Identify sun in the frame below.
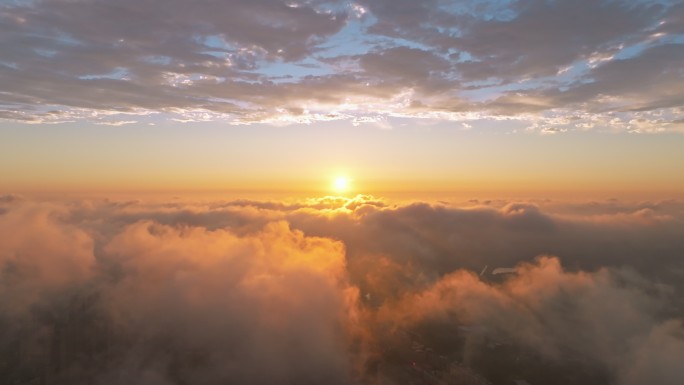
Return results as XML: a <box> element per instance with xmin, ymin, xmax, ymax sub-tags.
<box><xmin>332</xmin><ymin>176</ymin><xmax>350</xmax><ymax>193</ymax></box>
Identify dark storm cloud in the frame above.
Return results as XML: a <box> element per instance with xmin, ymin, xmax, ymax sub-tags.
<box><xmin>0</xmin><ymin>0</ymin><xmax>682</xmax><ymax>129</ymax></box>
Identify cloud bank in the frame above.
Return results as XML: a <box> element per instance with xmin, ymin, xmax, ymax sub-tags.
<box><xmin>1</xmin><ymin>0</ymin><xmax>683</xmax><ymax>131</ymax></box>
<box><xmin>1</xmin><ymin>194</ymin><xmax>683</xmax><ymax>384</ymax></box>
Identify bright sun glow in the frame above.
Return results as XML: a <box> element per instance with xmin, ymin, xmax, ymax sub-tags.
<box><xmin>333</xmin><ymin>176</ymin><xmax>350</xmax><ymax>193</ymax></box>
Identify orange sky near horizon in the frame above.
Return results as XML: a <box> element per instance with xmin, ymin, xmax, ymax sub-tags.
<box><xmin>2</xmin><ymin>121</ymin><xmax>683</xmax><ymax>201</ymax></box>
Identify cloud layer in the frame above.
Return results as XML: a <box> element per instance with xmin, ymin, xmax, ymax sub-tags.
<box><xmin>1</xmin><ymin>0</ymin><xmax>682</xmax><ymax>131</ymax></box>
<box><xmin>1</xmin><ymin>194</ymin><xmax>683</xmax><ymax>384</ymax></box>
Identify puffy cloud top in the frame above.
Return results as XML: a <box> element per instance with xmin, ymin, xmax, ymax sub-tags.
<box><xmin>1</xmin><ymin>194</ymin><xmax>683</xmax><ymax>384</ymax></box>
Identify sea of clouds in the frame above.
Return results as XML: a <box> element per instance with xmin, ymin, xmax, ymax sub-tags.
<box><xmin>1</xmin><ymin>194</ymin><xmax>683</xmax><ymax>384</ymax></box>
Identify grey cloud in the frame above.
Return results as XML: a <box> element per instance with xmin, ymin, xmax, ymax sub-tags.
<box><xmin>359</xmin><ymin>0</ymin><xmax>667</xmax><ymax>81</ymax></box>
<box><xmin>454</xmin><ymin>0</ymin><xmax>665</xmax><ymax>82</ymax></box>
<box><xmin>563</xmin><ymin>43</ymin><xmax>684</xmax><ymax>112</ymax></box>
<box><xmin>656</xmin><ymin>2</ymin><xmax>684</xmax><ymax>35</ymax></box>
<box><xmin>359</xmin><ymin>46</ymin><xmax>456</xmax><ymax>92</ymax></box>
<box><xmin>5</xmin><ymin>0</ymin><xmax>346</xmax><ymax>62</ymax></box>
<box><xmin>1</xmin><ymin>1</ymin><xmax>683</xmax><ymax>128</ymax></box>
<box><xmin>0</xmin><ymin>0</ymin><xmax>351</xmax><ymax>119</ymax></box>
<box><xmin>483</xmin><ymin>42</ymin><xmax>684</xmax><ymax>130</ymax></box>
